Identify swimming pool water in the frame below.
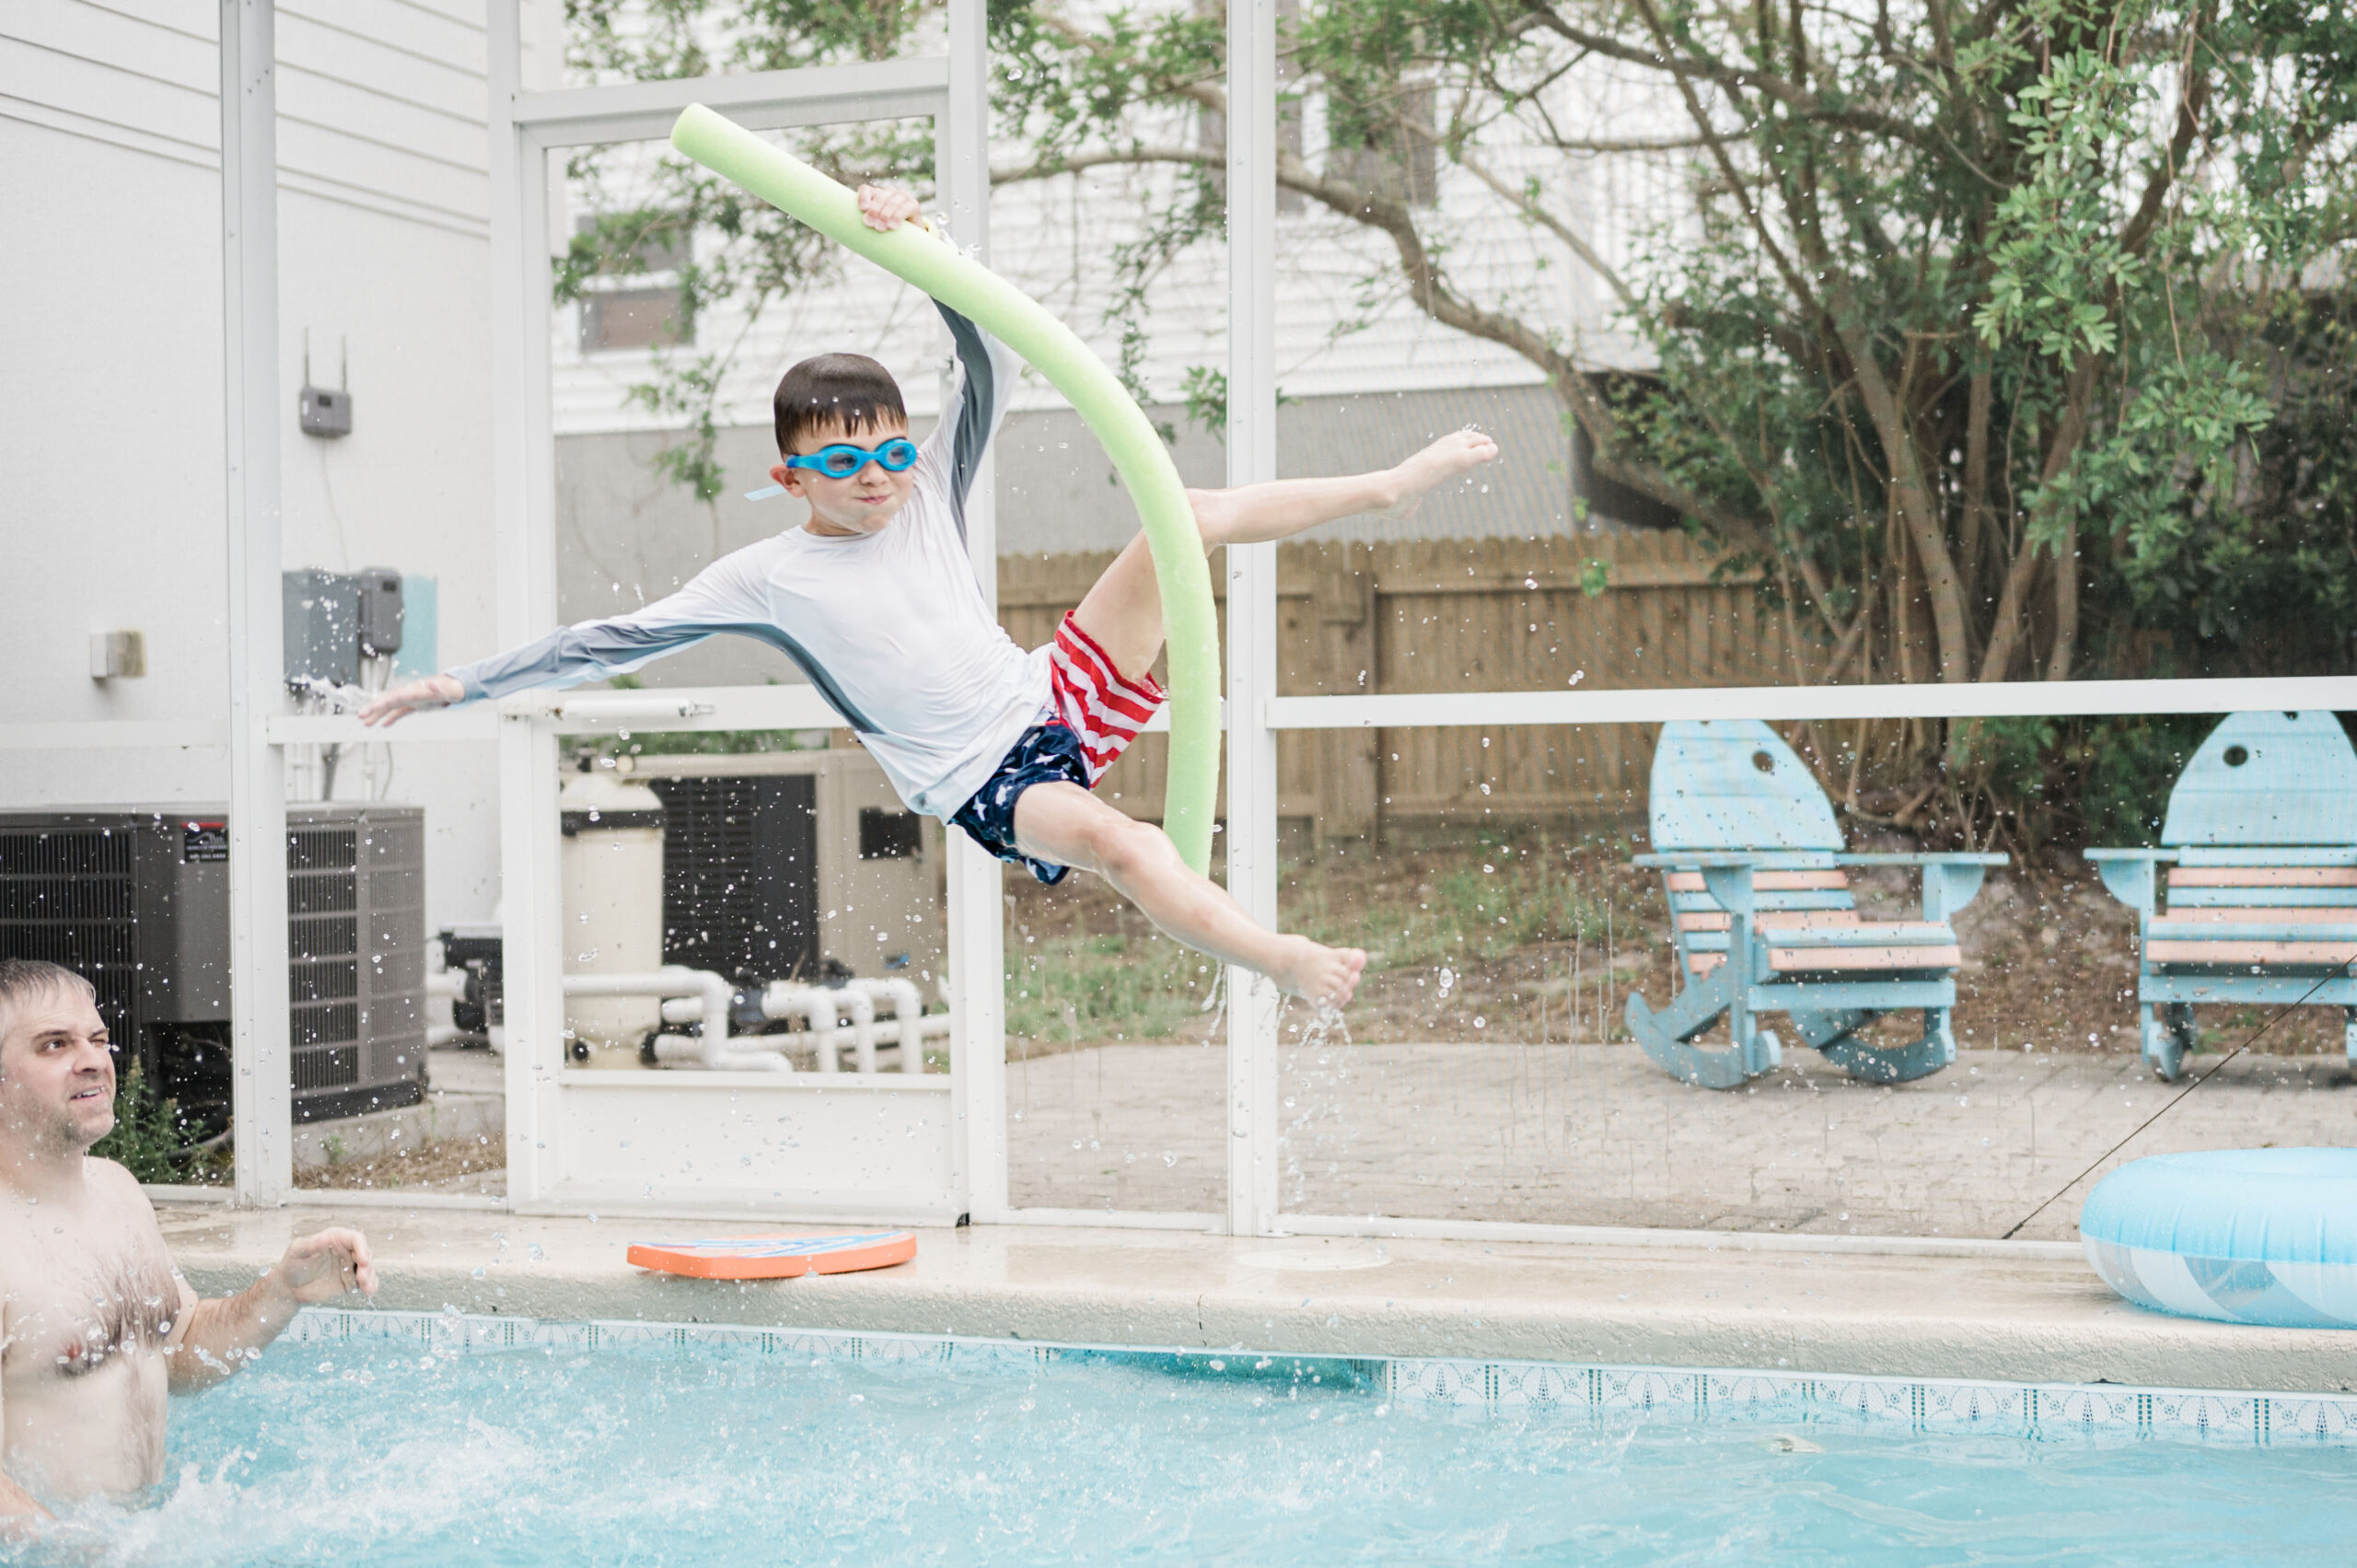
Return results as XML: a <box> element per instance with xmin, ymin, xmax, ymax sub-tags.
<box><xmin>15</xmin><ymin>1328</ymin><xmax>2354</xmax><ymax>1565</ymax></box>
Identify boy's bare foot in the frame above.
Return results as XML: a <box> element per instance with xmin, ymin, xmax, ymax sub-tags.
<box><xmin>1379</xmin><ymin>429</ymin><xmax>1501</xmax><ymax>521</ymax></box>
<box><xmin>1265</xmin><ymin>936</ymin><xmax>1368</xmax><ymax>1007</ymax></box>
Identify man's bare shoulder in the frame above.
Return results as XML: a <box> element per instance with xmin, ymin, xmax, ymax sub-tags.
<box><xmin>81</xmin><ymin>1156</ymin><xmax>145</xmax><ymax>1196</ymax></box>
<box><xmin>79</xmin><ymin>1157</ymin><xmax>168</xmax><ymax>1227</ymax></box>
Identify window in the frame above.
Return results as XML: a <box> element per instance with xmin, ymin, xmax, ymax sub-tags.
<box><xmin>1326</xmin><ymin>80</ymin><xmax>1437</xmax><ymax>209</ymax></box>
<box><xmin>580</xmin><ymin>288</ymin><xmax>684</xmax><ymax>354</ymax></box>
<box><xmin>858</xmin><ymin>807</ymin><xmax>923</xmax><ymax>860</ymax></box>
<box><xmin>573</xmin><ymin>215</ymin><xmax>690</xmax><ymax>354</ymax></box>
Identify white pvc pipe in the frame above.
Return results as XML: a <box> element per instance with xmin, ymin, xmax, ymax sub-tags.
<box><xmin>838</xmin><ymin>978</ymin><xmax>928</xmax><ymax>1073</ymax></box>
<box><xmin>717</xmin><ymin>980</ymin><xmax>953</xmax><ymax>1074</ymax></box>
<box><xmin>758</xmin><ymin>982</ymin><xmax>842</xmax><ymax>1073</ymax></box>
<box><xmin>562</xmin><ymin>968</ymin><xmax>753</xmax><ymax>1071</ymax></box>
<box><xmin>840</xmin><ymin>987</ymin><xmax>877</xmax><ymax>1074</ymax></box>
<box><xmin>878</xmin><ymin>978</ymin><xmax>924</xmax><ymax>1073</ymax></box>
<box><xmin>644</xmin><ymin>1032</ymin><xmax>792</xmax><ymax>1072</ymax></box>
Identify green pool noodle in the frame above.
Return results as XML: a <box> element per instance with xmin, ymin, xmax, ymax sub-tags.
<box><xmin>669</xmin><ymin>104</ymin><xmax>1222</xmax><ymax>876</ymax></box>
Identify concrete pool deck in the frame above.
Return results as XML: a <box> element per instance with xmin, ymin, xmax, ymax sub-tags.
<box><xmin>1007</xmin><ymin>1041</ymin><xmax>2357</xmax><ymax>1237</ymax></box>
<box><xmin>157</xmin><ymin>1203</ymin><xmax>2356</xmax><ymax>1397</ymax></box>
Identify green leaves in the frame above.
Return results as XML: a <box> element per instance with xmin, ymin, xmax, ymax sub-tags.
<box><xmin>1976</xmin><ymin>50</ymin><xmax>2146</xmax><ymax>364</ymax></box>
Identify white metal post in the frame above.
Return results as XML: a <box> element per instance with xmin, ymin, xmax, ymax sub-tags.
<box><xmin>1225</xmin><ymin>0</ymin><xmax>1283</xmax><ymax>1237</ymax></box>
<box><xmin>943</xmin><ymin>0</ymin><xmax>1007</xmax><ymax>1223</ymax></box>
<box><xmin>489</xmin><ymin>1</ymin><xmax>563</xmax><ymax>1202</ymax></box>
<box><xmin>221</xmin><ymin>0</ymin><xmax>292</xmax><ymax>1205</ymax></box>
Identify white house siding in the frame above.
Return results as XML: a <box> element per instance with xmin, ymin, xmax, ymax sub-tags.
<box><xmin>1</xmin><ymin>0</ymin><xmax>565</xmax><ymax>926</ymax></box>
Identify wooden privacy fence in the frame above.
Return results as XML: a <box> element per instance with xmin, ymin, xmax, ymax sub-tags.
<box><xmin>997</xmin><ymin>530</ymin><xmax>1800</xmax><ymax>836</ymax></box>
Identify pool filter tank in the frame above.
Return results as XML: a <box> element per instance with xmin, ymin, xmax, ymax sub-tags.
<box><xmin>559</xmin><ymin>766</ymin><xmax>667</xmax><ymax>1066</ymax></box>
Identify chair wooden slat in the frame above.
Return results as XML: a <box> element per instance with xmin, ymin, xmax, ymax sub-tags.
<box><xmin>1664</xmin><ymin>869</ymin><xmax>1849</xmax><ymax>893</ymax></box>
<box><xmin>2147</xmin><ymin>939</ymin><xmax>2357</xmax><ymax>965</ymax></box>
<box><xmin>2152</xmin><ymin>907</ymin><xmax>2357</xmax><ymax>926</ymax></box>
<box><xmin>2168</xmin><ymin>865</ymin><xmax>2357</xmax><ymax>888</ymax></box>
<box><xmin>1767</xmin><ymin>945</ymin><xmax>1962</xmax><ymax>972</ymax></box>
<box><xmin>2165</xmin><ymin>889</ymin><xmax>2357</xmax><ymax>912</ymax></box>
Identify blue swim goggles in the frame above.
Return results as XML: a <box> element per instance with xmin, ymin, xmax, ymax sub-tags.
<box><xmin>783</xmin><ymin>437</ymin><xmax>919</xmax><ymax>479</ymax></box>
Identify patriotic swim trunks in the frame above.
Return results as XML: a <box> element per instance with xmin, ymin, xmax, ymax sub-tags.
<box><xmin>949</xmin><ymin>614</ymin><xmax>1167</xmax><ymax>885</ymax></box>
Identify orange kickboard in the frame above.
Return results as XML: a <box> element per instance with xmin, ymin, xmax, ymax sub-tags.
<box><xmin>626</xmin><ymin>1230</ymin><xmax>917</xmax><ymax>1280</ymax></box>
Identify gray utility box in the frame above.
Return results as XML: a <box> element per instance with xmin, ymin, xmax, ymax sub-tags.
<box><xmin>284</xmin><ymin>568</ymin><xmax>403</xmax><ymax>686</ymax></box>
<box><xmin>0</xmin><ymin>806</ymin><xmax>427</xmax><ymax>1123</ymax></box>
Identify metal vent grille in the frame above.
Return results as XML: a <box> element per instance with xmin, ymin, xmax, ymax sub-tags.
<box><xmin>0</xmin><ymin>827</ymin><xmax>138</xmax><ymax>1041</ymax></box>
<box><xmin>287</xmin><ymin>827</ymin><xmax>359</xmax><ymax>1090</ymax></box>
<box><xmin>646</xmin><ymin>774</ymin><xmax>818</xmax><ymax>982</ymax></box>
<box><xmin>355</xmin><ymin>811</ymin><xmax>424</xmax><ymax>1087</ymax></box>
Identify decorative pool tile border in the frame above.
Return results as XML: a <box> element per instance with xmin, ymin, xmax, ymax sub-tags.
<box><xmin>284</xmin><ymin>1307</ymin><xmax>2357</xmax><ymax>1446</ymax></box>
<box><xmin>1386</xmin><ymin>1357</ymin><xmax>2357</xmax><ymax>1444</ymax></box>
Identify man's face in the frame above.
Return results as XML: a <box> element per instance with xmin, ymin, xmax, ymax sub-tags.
<box><xmin>770</xmin><ymin>417</ymin><xmax>917</xmax><ymax>539</ymax></box>
<box><xmin>0</xmin><ymin>987</ymin><xmax>115</xmax><ymax>1157</ymax></box>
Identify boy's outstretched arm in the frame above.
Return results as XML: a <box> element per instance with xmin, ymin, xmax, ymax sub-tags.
<box><xmin>1011</xmin><ymin>782</ymin><xmax>1365</xmax><ymax>1005</ymax></box>
<box><xmin>358</xmin><ymin>554</ymin><xmax>772</xmax><ymax>727</ymax></box>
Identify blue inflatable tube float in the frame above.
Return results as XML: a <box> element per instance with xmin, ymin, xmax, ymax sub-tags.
<box><xmin>2082</xmin><ymin>1149</ymin><xmax>2357</xmax><ymax>1329</ymax></box>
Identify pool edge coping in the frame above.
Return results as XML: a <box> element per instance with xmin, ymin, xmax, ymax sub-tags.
<box><xmin>284</xmin><ymin>1306</ymin><xmax>2357</xmax><ymax>1447</ymax></box>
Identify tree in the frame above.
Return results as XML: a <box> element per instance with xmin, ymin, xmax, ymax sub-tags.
<box><xmin>567</xmin><ymin>0</ymin><xmax>2357</xmax><ymax>693</ymax></box>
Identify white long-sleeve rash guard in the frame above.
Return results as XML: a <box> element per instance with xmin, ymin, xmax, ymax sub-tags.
<box><xmin>446</xmin><ymin>302</ymin><xmax>1044</xmax><ymax>822</ymax></box>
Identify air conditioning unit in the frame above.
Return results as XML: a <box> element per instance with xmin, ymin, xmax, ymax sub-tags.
<box><xmin>623</xmin><ymin>749</ymin><xmax>943</xmax><ymax>987</ymax></box>
<box><xmin>0</xmin><ymin>805</ymin><xmax>427</xmax><ymax>1123</ymax></box>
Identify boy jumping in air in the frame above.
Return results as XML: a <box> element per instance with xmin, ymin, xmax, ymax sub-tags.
<box><xmin>363</xmin><ymin>184</ymin><xmax>1498</xmax><ymax>1007</ymax></box>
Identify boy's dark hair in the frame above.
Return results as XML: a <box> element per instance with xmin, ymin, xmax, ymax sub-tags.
<box><xmin>772</xmin><ymin>354</ymin><xmax>907</xmax><ymax>453</ymax></box>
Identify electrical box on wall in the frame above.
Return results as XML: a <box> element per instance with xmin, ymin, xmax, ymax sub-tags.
<box><xmin>299</xmin><ymin>384</ymin><xmax>352</xmax><ymax>437</ymax></box>
<box><xmin>284</xmin><ymin>568</ymin><xmax>407</xmax><ymax>686</ymax></box>
<box><xmin>284</xmin><ymin>569</ymin><xmax>361</xmax><ymax>686</ymax></box>
<box><xmin>299</xmin><ymin>330</ymin><xmax>353</xmax><ymax>437</ymax></box>
<box><xmin>354</xmin><ymin>567</ymin><xmax>402</xmax><ymax>656</ymax></box>
<box><xmin>87</xmin><ymin>630</ymin><xmax>145</xmax><ymax>680</ymax></box>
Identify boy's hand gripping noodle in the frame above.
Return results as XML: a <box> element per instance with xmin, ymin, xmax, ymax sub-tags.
<box><xmin>669</xmin><ymin>104</ymin><xmax>1223</xmax><ymax>875</ymax></box>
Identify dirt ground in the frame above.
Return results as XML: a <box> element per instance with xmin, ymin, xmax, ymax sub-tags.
<box><xmin>1004</xmin><ymin>826</ymin><xmax>2354</xmax><ymax>1062</ymax></box>
<box><xmin>293</xmin><ymin>1137</ymin><xmax>506</xmax><ymax>1194</ymax></box>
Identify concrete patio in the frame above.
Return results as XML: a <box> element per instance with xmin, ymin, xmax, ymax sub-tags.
<box><xmin>1006</xmin><ymin>1041</ymin><xmax>2357</xmax><ymax>1241</ymax></box>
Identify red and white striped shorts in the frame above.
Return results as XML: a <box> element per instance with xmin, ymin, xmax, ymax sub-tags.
<box><xmin>1043</xmin><ymin>613</ymin><xmax>1166</xmax><ymax>784</ymax></box>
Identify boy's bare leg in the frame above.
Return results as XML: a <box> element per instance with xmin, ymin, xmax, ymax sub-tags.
<box><xmin>1073</xmin><ymin>430</ymin><xmax>1499</xmax><ymax>681</ymax></box>
<box><xmin>1012</xmin><ymin>783</ymin><xmax>1367</xmax><ymax>1005</ymax></box>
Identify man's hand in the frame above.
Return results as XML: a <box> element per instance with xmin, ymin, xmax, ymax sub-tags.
<box><xmin>855</xmin><ymin>183</ymin><xmax>923</xmax><ymax>233</ymax></box>
<box><xmin>267</xmin><ymin>1229</ymin><xmax>379</xmax><ymax>1308</ymax></box>
<box><xmin>168</xmin><ymin>1228</ymin><xmax>377</xmax><ymax>1394</ymax></box>
<box><xmin>358</xmin><ymin>674</ymin><xmax>464</xmax><ymax>727</ymax></box>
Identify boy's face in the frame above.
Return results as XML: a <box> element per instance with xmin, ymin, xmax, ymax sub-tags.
<box><xmin>771</xmin><ymin>416</ymin><xmax>917</xmax><ymax>539</ymax></box>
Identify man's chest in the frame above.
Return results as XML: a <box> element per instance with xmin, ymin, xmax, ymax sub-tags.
<box><xmin>0</xmin><ymin>1218</ymin><xmax>180</xmax><ymax>1384</ymax></box>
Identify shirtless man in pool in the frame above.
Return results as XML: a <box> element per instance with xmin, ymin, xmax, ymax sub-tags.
<box><xmin>0</xmin><ymin>958</ymin><xmax>378</xmax><ymax>1518</ymax></box>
